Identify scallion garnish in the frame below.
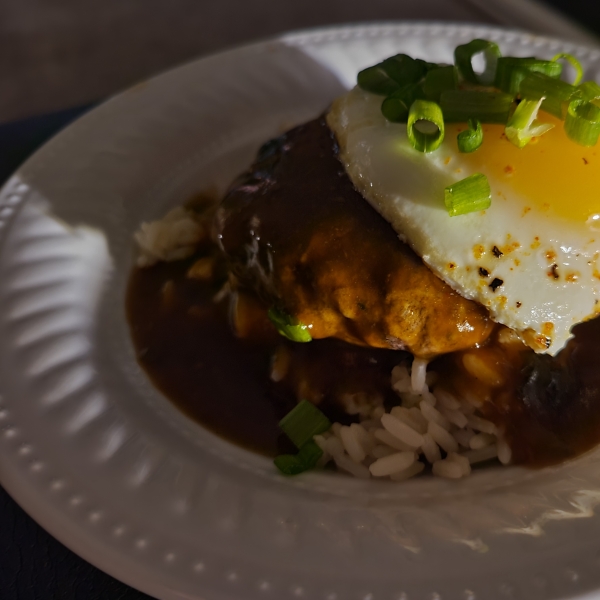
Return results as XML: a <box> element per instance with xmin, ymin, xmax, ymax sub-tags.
<box><xmin>551</xmin><ymin>52</ymin><xmax>584</xmax><ymax>85</ymax></box>
<box><xmin>505</xmin><ymin>97</ymin><xmax>554</xmax><ymax>148</ymax></box>
<box><xmin>274</xmin><ymin>440</ymin><xmax>323</xmax><ymax>476</ymax></box>
<box><xmin>444</xmin><ymin>173</ymin><xmax>491</xmax><ymax>216</ymax></box>
<box><xmin>454</xmin><ymin>39</ymin><xmax>501</xmax><ymax>85</ymax></box>
<box><xmin>457</xmin><ymin>118</ymin><xmax>483</xmax><ymax>153</ymax></box>
<box><xmin>357</xmin><ymin>54</ymin><xmax>425</xmax><ymax>95</ymax></box>
<box><xmin>268</xmin><ymin>307</ymin><xmax>312</xmax><ymax>343</ymax></box>
<box><xmin>381</xmin><ymin>83</ymin><xmax>424</xmax><ymax>122</ymax></box>
<box><xmin>415</xmin><ymin>58</ymin><xmax>439</xmax><ymax>72</ymax></box>
<box><xmin>422</xmin><ymin>65</ymin><xmax>458</xmax><ymax>102</ymax></box>
<box><xmin>565</xmin><ymin>99</ymin><xmax>600</xmax><ymax>146</ymax></box>
<box><xmin>279</xmin><ymin>399</ymin><xmax>331</xmax><ymax>449</ymax></box>
<box><xmin>578</xmin><ymin>80</ymin><xmax>600</xmax><ymax>103</ymax></box>
<box><xmin>357</xmin><ymin>64</ymin><xmax>401</xmax><ymax>96</ymax></box>
<box><xmin>407</xmin><ymin>100</ymin><xmax>445</xmax><ymax>152</ymax></box>
<box><xmin>495</xmin><ymin>57</ymin><xmax>562</xmax><ymax>94</ymax></box>
<box><xmin>518</xmin><ymin>71</ymin><xmax>578</xmax><ymax>119</ymax></box>
<box><xmin>440</xmin><ymin>90</ymin><xmax>514</xmax><ymax>123</ymax></box>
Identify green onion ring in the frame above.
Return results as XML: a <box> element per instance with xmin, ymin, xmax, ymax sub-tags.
<box><xmin>440</xmin><ymin>90</ymin><xmax>514</xmax><ymax>123</ymax></box>
<box><xmin>578</xmin><ymin>80</ymin><xmax>600</xmax><ymax>103</ymax></box>
<box><xmin>454</xmin><ymin>39</ymin><xmax>501</xmax><ymax>85</ymax></box>
<box><xmin>518</xmin><ymin>71</ymin><xmax>578</xmax><ymax>119</ymax></box>
<box><xmin>274</xmin><ymin>440</ymin><xmax>324</xmax><ymax>476</ymax></box>
<box><xmin>495</xmin><ymin>57</ymin><xmax>562</xmax><ymax>94</ymax></box>
<box><xmin>407</xmin><ymin>100</ymin><xmax>445</xmax><ymax>153</ymax></box>
<box><xmin>505</xmin><ymin>97</ymin><xmax>554</xmax><ymax>148</ymax></box>
<box><xmin>565</xmin><ymin>99</ymin><xmax>600</xmax><ymax>147</ymax></box>
<box><xmin>357</xmin><ymin>64</ymin><xmax>401</xmax><ymax>96</ymax></box>
<box><xmin>268</xmin><ymin>306</ymin><xmax>312</xmax><ymax>343</ymax></box>
<box><xmin>552</xmin><ymin>52</ymin><xmax>584</xmax><ymax>85</ymax></box>
<box><xmin>278</xmin><ymin>400</ymin><xmax>332</xmax><ymax>449</ymax></box>
<box><xmin>457</xmin><ymin>118</ymin><xmax>483</xmax><ymax>153</ymax></box>
<box><xmin>381</xmin><ymin>83</ymin><xmax>423</xmax><ymax>122</ymax></box>
<box><xmin>422</xmin><ymin>65</ymin><xmax>458</xmax><ymax>103</ymax></box>
<box><xmin>444</xmin><ymin>173</ymin><xmax>491</xmax><ymax>217</ymax></box>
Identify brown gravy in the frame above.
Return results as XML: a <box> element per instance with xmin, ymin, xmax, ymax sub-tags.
<box><xmin>127</xmin><ymin>252</ymin><xmax>600</xmax><ymax>466</ymax></box>
<box><xmin>127</xmin><ymin>119</ymin><xmax>600</xmax><ymax>467</ymax></box>
<box><xmin>127</xmin><ymin>254</ymin><xmax>404</xmax><ymax>456</ymax></box>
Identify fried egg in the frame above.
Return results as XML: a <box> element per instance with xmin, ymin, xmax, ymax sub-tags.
<box><xmin>327</xmin><ymin>86</ymin><xmax>600</xmax><ymax>354</ymax></box>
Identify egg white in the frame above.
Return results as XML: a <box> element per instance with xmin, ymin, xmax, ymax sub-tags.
<box><xmin>327</xmin><ymin>87</ymin><xmax>600</xmax><ymax>354</ymax></box>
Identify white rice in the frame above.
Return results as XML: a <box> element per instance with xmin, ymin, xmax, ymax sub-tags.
<box><xmin>340</xmin><ymin>425</ymin><xmax>366</xmax><ymax>463</ymax></box>
<box><xmin>453</xmin><ymin>428</ymin><xmax>476</xmax><ymax>449</ymax></box>
<box><xmin>432</xmin><ymin>458</ymin><xmax>464</xmax><ymax>479</ymax></box>
<box><xmin>381</xmin><ymin>413</ymin><xmax>424</xmax><ymax>449</ymax></box>
<box><xmin>497</xmin><ymin>437</ymin><xmax>513</xmax><ymax>465</ymax></box>
<box><xmin>469</xmin><ymin>432</ymin><xmax>496</xmax><ymax>450</ymax></box>
<box><xmin>134</xmin><ymin>207</ymin><xmax>206</xmax><ymax>267</ymax></box>
<box><xmin>410</xmin><ymin>357</ymin><xmax>429</xmax><ymax>393</ymax></box>
<box><xmin>369</xmin><ymin>451</ymin><xmax>416</xmax><ymax>477</ymax></box>
<box><xmin>390</xmin><ymin>461</ymin><xmax>425</xmax><ymax>481</ymax></box>
<box><xmin>421</xmin><ymin>432</ymin><xmax>442</xmax><ymax>464</ymax></box>
<box><xmin>373</xmin><ymin>428</ymin><xmax>414</xmax><ymax>452</ymax></box>
<box><xmin>317</xmin><ymin>359</ymin><xmax>512</xmax><ymax>481</ymax></box>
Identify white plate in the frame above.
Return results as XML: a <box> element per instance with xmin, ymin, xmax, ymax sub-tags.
<box><xmin>2</xmin><ymin>22</ymin><xmax>600</xmax><ymax>600</ymax></box>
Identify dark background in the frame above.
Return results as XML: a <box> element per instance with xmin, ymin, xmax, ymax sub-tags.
<box><xmin>1</xmin><ymin>1</ymin><xmax>599</xmax><ymax>598</ymax></box>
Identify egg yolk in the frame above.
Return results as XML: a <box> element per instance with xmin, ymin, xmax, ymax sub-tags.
<box><xmin>446</xmin><ymin>113</ymin><xmax>600</xmax><ymax>225</ymax></box>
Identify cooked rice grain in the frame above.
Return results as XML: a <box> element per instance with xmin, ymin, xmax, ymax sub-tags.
<box><xmin>389</xmin><ymin>461</ymin><xmax>426</xmax><ymax>481</ymax></box>
<box><xmin>381</xmin><ymin>413</ymin><xmax>424</xmax><ymax>449</ymax></box>
<box><xmin>340</xmin><ymin>425</ymin><xmax>366</xmax><ymax>463</ymax></box>
<box><xmin>462</xmin><ymin>445</ymin><xmax>498</xmax><ymax>464</ymax></box>
<box><xmin>420</xmin><ymin>401</ymin><xmax>451</xmax><ymax>430</ymax></box>
<box><xmin>469</xmin><ymin>432</ymin><xmax>496</xmax><ymax>450</ymax></box>
<box><xmin>421</xmin><ymin>432</ymin><xmax>442</xmax><ymax>464</ymax></box>
<box><xmin>369</xmin><ymin>451</ymin><xmax>416</xmax><ymax>477</ymax></box>
<box><xmin>428</xmin><ymin>421</ymin><xmax>459</xmax><ymax>454</ymax></box>
<box><xmin>134</xmin><ymin>207</ymin><xmax>206</xmax><ymax>267</ymax></box>
<box><xmin>432</xmin><ymin>458</ymin><xmax>463</xmax><ymax>479</ymax></box>
<box><xmin>316</xmin><ymin>359</ymin><xmax>511</xmax><ymax>481</ymax></box>
<box><xmin>411</xmin><ymin>358</ymin><xmax>428</xmax><ymax>394</ymax></box>
<box><xmin>373</xmin><ymin>428</ymin><xmax>415</xmax><ymax>452</ymax></box>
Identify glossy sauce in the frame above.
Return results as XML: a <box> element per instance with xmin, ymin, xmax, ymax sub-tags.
<box><xmin>127</xmin><ymin>256</ymin><xmax>405</xmax><ymax>455</ymax></box>
<box><xmin>127</xmin><ymin>120</ymin><xmax>600</xmax><ymax>466</ymax></box>
<box><xmin>127</xmin><ymin>247</ymin><xmax>600</xmax><ymax>466</ymax></box>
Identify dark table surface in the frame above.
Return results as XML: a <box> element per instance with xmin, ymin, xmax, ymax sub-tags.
<box><xmin>1</xmin><ymin>3</ymin><xmax>600</xmax><ymax>599</ymax></box>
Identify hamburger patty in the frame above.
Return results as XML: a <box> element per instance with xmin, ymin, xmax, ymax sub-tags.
<box><xmin>216</xmin><ymin>117</ymin><xmax>493</xmax><ymax>357</ymax></box>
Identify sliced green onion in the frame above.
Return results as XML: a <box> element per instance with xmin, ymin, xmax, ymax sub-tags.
<box><xmin>495</xmin><ymin>57</ymin><xmax>562</xmax><ymax>94</ymax></box>
<box><xmin>381</xmin><ymin>83</ymin><xmax>424</xmax><ymax>122</ymax></box>
<box><xmin>422</xmin><ymin>65</ymin><xmax>458</xmax><ymax>102</ymax></box>
<box><xmin>382</xmin><ymin>54</ymin><xmax>426</xmax><ymax>86</ymax></box>
<box><xmin>407</xmin><ymin>100</ymin><xmax>445</xmax><ymax>152</ymax></box>
<box><xmin>268</xmin><ymin>307</ymin><xmax>312</xmax><ymax>343</ymax></box>
<box><xmin>565</xmin><ymin>99</ymin><xmax>600</xmax><ymax>146</ymax></box>
<box><xmin>551</xmin><ymin>52</ymin><xmax>584</xmax><ymax>85</ymax></box>
<box><xmin>457</xmin><ymin>118</ymin><xmax>483</xmax><ymax>152</ymax></box>
<box><xmin>274</xmin><ymin>440</ymin><xmax>323</xmax><ymax>476</ymax></box>
<box><xmin>444</xmin><ymin>173</ymin><xmax>491</xmax><ymax>216</ymax></box>
<box><xmin>519</xmin><ymin>71</ymin><xmax>578</xmax><ymax>119</ymax></box>
<box><xmin>415</xmin><ymin>58</ymin><xmax>439</xmax><ymax>72</ymax></box>
<box><xmin>278</xmin><ymin>399</ymin><xmax>331</xmax><ymax>449</ymax></box>
<box><xmin>505</xmin><ymin>97</ymin><xmax>554</xmax><ymax>148</ymax></box>
<box><xmin>578</xmin><ymin>80</ymin><xmax>600</xmax><ymax>103</ymax></box>
<box><xmin>454</xmin><ymin>39</ymin><xmax>501</xmax><ymax>85</ymax></box>
<box><xmin>440</xmin><ymin>90</ymin><xmax>514</xmax><ymax>123</ymax></box>
<box><xmin>357</xmin><ymin>54</ymin><xmax>425</xmax><ymax>95</ymax></box>
<box><xmin>357</xmin><ymin>64</ymin><xmax>402</xmax><ymax>95</ymax></box>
